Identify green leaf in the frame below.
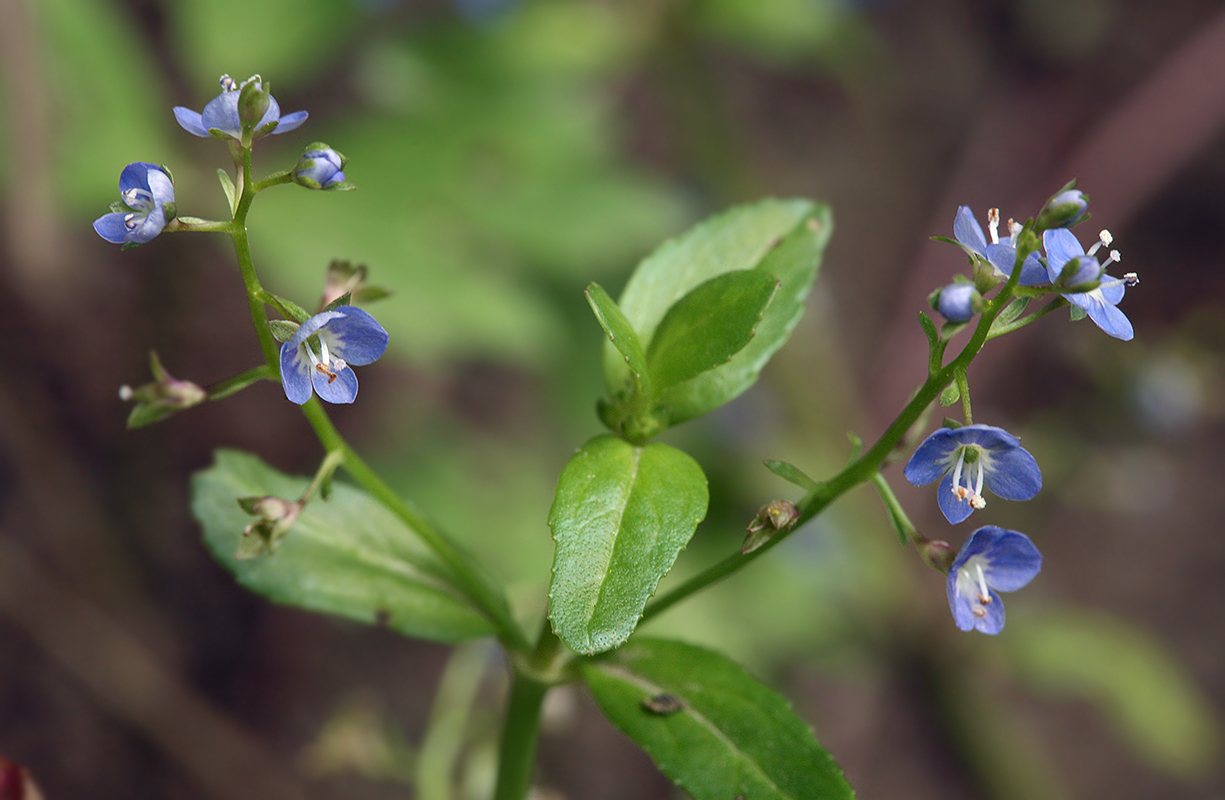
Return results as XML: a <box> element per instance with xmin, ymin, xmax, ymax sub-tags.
<box><xmin>548</xmin><ymin>436</ymin><xmax>708</xmax><ymax>654</ymax></box>
<box><xmin>217</xmin><ymin>168</ymin><xmax>237</xmax><ymax>215</ymax></box>
<box><xmin>607</xmin><ymin>199</ymin><xmax>831</xmax><ymax>425</ymax></box>
<box><xmin>1004</xmin><ymin>610</ymin><xmax>1221</xmax><ymax>776</ymax></box>
<box><xmin>586</xmin><ymin>282</ymin><xmax>649</xmax><ymax>392</ymax></box>
<box><xmin>581</xmin><ymin>638</ymin><xmax>855</xmax><ymax>799</ymax></box>
<box><xmin>939</xmin><ymin>381</ymin><xmax>960</xmax><ymax>407</ymax></box>
<box><xmin>646</xmin><ymin>270</ymin><xmax>779</xmax><ymax>392</ymax></box>
<box><xmin>763</xmin><ymin>459</ymin><xmax>820</xmax><ymax>492</ymax></box>
<box><xmin>192</xmin><ymin>450</ymin><xmax>495</xmax><ymax>643</ymax></box>
<box><xmin>918</xmin><ymin>311</ymin><xmax>939</xmax><ymax>349</ymax></box>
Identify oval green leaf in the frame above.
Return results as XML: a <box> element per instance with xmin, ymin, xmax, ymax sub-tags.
<box><xmin>192</xmin><ymin>449</ymin><xmax>495</xmax><ymax>643</ymax></box>
<box><xmin>605</xmin><ymin>199</ymin><xmax>832</xmax><ymax>425</ymax></box>
<box><xmin>646</xmin><ymin>269</ymin><xmax>780</xmax><ymax>392</ymax></box>
<box><xmin>548</xmin><ymin>436</ymin><xmax>708</xmax><ymax>655</ymax></box>
<box><xmin>586</xmin><ymin>282</ymin><xmax>650</xmax><ymax>394</ymax></box>
<box><xmin>581</xmin><ymin>638</ymin><xmax>855</xmax><ymax>800</ymax></box>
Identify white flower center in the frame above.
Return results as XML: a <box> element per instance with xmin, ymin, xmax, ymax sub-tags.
<box><xmin>957</xmin><ymin>558</ymin><xmax>995</xmax><ymax>619</ymax></box>
<box><xmin>305</xmin><ymin>335</ymin><xmax>347</xmax><ymax>383</ymax></box>
<box><xmin>950</xmin><ymin>447</ymin><xmax>987</xmax><ymax>510</ymax></box>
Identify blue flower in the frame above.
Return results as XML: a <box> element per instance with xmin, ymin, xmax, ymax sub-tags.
<box><xmin>947</xmin><ymin>526</ymin><xmax>1042</xmax><ymax>634</ymax></box>
<box><xmin>952</xmin><ymin>206</ymin><xmax>1046</xmax><ymax>286</ymax></box>
<box><xmin>293</xmin><ymin>145</ymin><xmax>347</xmax><ymax>189</ymax></box>
<box><xmin>935</xmin><ymin>283</ymin><xmax>979</xmax><ymax>323</ymax></box>
<box><xmin>280</xmin><ymin>307</ymin><xmax>389</xmax><ymax>404</ymax></box>
<box><xmin>1038</xmin><ymin>189</ymin><xmax>1089</xmax><ymax>229</ymax></box>
<box><xmin>904</xmin><ymin>423</ymin><xmax>1042</xmax><ymax>524</ymax></box>
<box><xmin>1043</xmin><ymin>228</ymin><xmax>1134</xmax><ymax>341</ymax></box>
<box><xmin>174</xmin><ymin>74</ymin><xmax>307</xmax><ymax>142</ymax></box>
<box><xmin>93</xmin><ymin>162</ymin><xmax>176</xmax><ymax>245</ymax></box>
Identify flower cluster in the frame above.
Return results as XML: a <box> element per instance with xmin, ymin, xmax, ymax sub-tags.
<box><xmin>96</xmin><ymin>73</ymin><xmax>389</xmax><ymax>410</ymax></box>
<box><xmin>943</xmin><ymin>204</ymin><xmax>1138</xmax><ymax>340</ymax></box>
<box><xmin>911</xmin><ymin>188</ymin><xmax>1140</xmax><ymax>634</ymax></box>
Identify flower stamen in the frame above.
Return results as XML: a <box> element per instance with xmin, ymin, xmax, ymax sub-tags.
<box><xmin>987</xmin><ymin>208</ymin><xmax>1001</xmax><ymax>244</ymax></box>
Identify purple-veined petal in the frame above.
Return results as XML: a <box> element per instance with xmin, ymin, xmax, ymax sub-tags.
<box><xmin>93</xmin><ymin>212</ymin><xmax>131</xmax><ymax>243</ymax></box>
<box><xmin>312</xmin><ymin>365</ymin><xmax>359</xmax><ymax>403</ymax></box>
<box><xmin>173</xmin><ymin>107</ymin><xmax>210</xmax><ymax>137</ymax></box>
<box><xmin>279</xmin><ymin>342</ymin><xmax>315</xmax><ymax>404</ymax></box>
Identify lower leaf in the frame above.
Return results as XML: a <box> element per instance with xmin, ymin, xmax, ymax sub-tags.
<box><xmin>192</xmin><ymin>449</ymin><xmax>495</xmax><ymax>643</ymax></box>
<box><xmin>581</xmin><ymin>638</ymin><xmax>855</xmax><ymax>800</ymax></box>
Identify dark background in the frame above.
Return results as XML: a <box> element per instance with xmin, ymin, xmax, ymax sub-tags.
<box><xmin>1</xmin><ymin>0</ymin><xmax>1224</xmax><ymax>797</ymax></box>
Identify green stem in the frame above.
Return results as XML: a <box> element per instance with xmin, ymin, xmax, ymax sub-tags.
<box><xmin>492</xmin><ymin>620</ymin><xmax>565</xmax><ymax>800</ymax></box>
<box><xmin>224</xmin><ymin>146</ymin><xmax>530</xmax><ymax>655</ymax></box>
<box><xmin>492</xmin><ymin>673</ymin><xmax>548</xmax><ymax>800</ymax></box>
<box><xmin>206</xmin><ymin>364</ymin><xmax>275</xmax><ymax>401</ymax></box>
<box><xmin>643</xmin><ymin>239</ymin><xmax>1037</xmax><ymax>622</ymax></box>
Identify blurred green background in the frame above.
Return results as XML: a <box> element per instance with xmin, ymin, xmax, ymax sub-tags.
<box><xmin>2</xmin><ymin>0</ymin><xmax>1224</xmax><ymax>798</ymax></box>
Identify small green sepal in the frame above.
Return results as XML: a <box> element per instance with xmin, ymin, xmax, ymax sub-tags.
<box><xmin>268</xmin><ymin>319</ymin><xmax>301</xmax><ymax>343</ymax></box>
<box><xmin>762</xmin><ymin>459</ymin><xmax>820</xmax><ymax>491</ymax></box>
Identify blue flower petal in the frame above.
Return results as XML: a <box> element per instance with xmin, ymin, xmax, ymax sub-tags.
<box><xmin>903</xmin><ymin>428</ymin><xmax>960</xmax><ymax>486</ymax></box>
<box><xmin>1042</xmin><ymin>228</ymin><xmax>1083</xmax><ymax>273</ymax></box>
<box><xmin>93</xmin><ymin>212</ymin><xmax>130</xmax><ymax>243</ymax></box>
<box><xmin>949</xmin><ymin>585</ymin><xmax>1005</xmax><ymax>633</ymax></box>
<box><xmin>275</xmin><ymin>110</ymin><xmax>309</xmax><ymax>134</ymax></box>
<box><xmin>1075</xmin><ymin>292</ymin><xmax>1134</xmax><ymax>341</ymax></box>
<box><xmin>173</xmin><ymin>107</ymin><xmax>210</xmax><ymax>137</ymax></box>
<box><xmin>978</xmin><ymin>535</ymin><xmax>1043</xmax><ymax>592</ymax></box>
<box><xmin>200</xmin><ymin>91</ymin><xmax>243</xmax><ymax>138</ymax></box>
<box><xmin>279</xmin><ymin>342</ymin><xmax>314</xmax><ymax>404</ymax></box>
<box><xmin>324</xmin><ymin>307</ymin><xmax>389</xmax><ymax>365</ymax></box>
<box><xmin>287</xmin><ymin>310</ymin><xmax>344</xmax><ymax>350</ymax></box>
<box><xmin>986</xmin><ymin>244</ymin><xmax>1046</xmax><ymax>286</ymax></box>
<box><xmin>937</xmin><ymin>472</ymin><xmax>975</xmax><ymax>524</ymax></box>
<box><xmin>953</xmin><ymin>206</ymin><xmax>988</xmax><ymax>257</ymax></box>
<box><xmin>312</xmin><ymin>365</ymin><xmax>359</xmax><ymax>403</ymax></box>
<box><xmin>126</xmin><ymin>205</ymin><xmax>168</xmax><ymax>244</ymax></box>
<box><xmin>982</xmin><ymin>446</ymin><xmax>1042</xmax><ymax>500</ymax></box>
<box><xmin>119</xmin><ymin>162</ymin><xmax>156</xmax><ymax>194</ymax></box>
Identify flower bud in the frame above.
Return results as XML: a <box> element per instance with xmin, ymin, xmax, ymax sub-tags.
<box><xmin>120</xmin><ymin>352</ymin><xmax>207</xmax><ymax>428</ymax></box>
<box><xmin>236</xmin><ymin>494</ymin><xmax>303</xmax><ymax>558</ymax></box>
<box><xmin>294</xmin><ymin>143</ymin><xmax>348</xmax><ymax>190</ymax></box>
<box><xmin>1037</xmin><ymin>188</ymin><xmax>1089</xmax><ymax>230</ymax></box>
<box><xmin>743</xmin><ymin>500</ymin><xmax>800</xmax><ymax>553</ymax></box>
<box><xmin>918</xmin><ymin>539</ymin><xmax>956</xmax><ymax>573</ymax></box>
<box><xmin>238</xmin><ymin>76</ymin><xmax>272</xmax><ymax>136</ymax></box>
<box><xmin>931</xmin><ymin>283</ymin><xmax>981</xmax><ymax>323</ymax></box>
